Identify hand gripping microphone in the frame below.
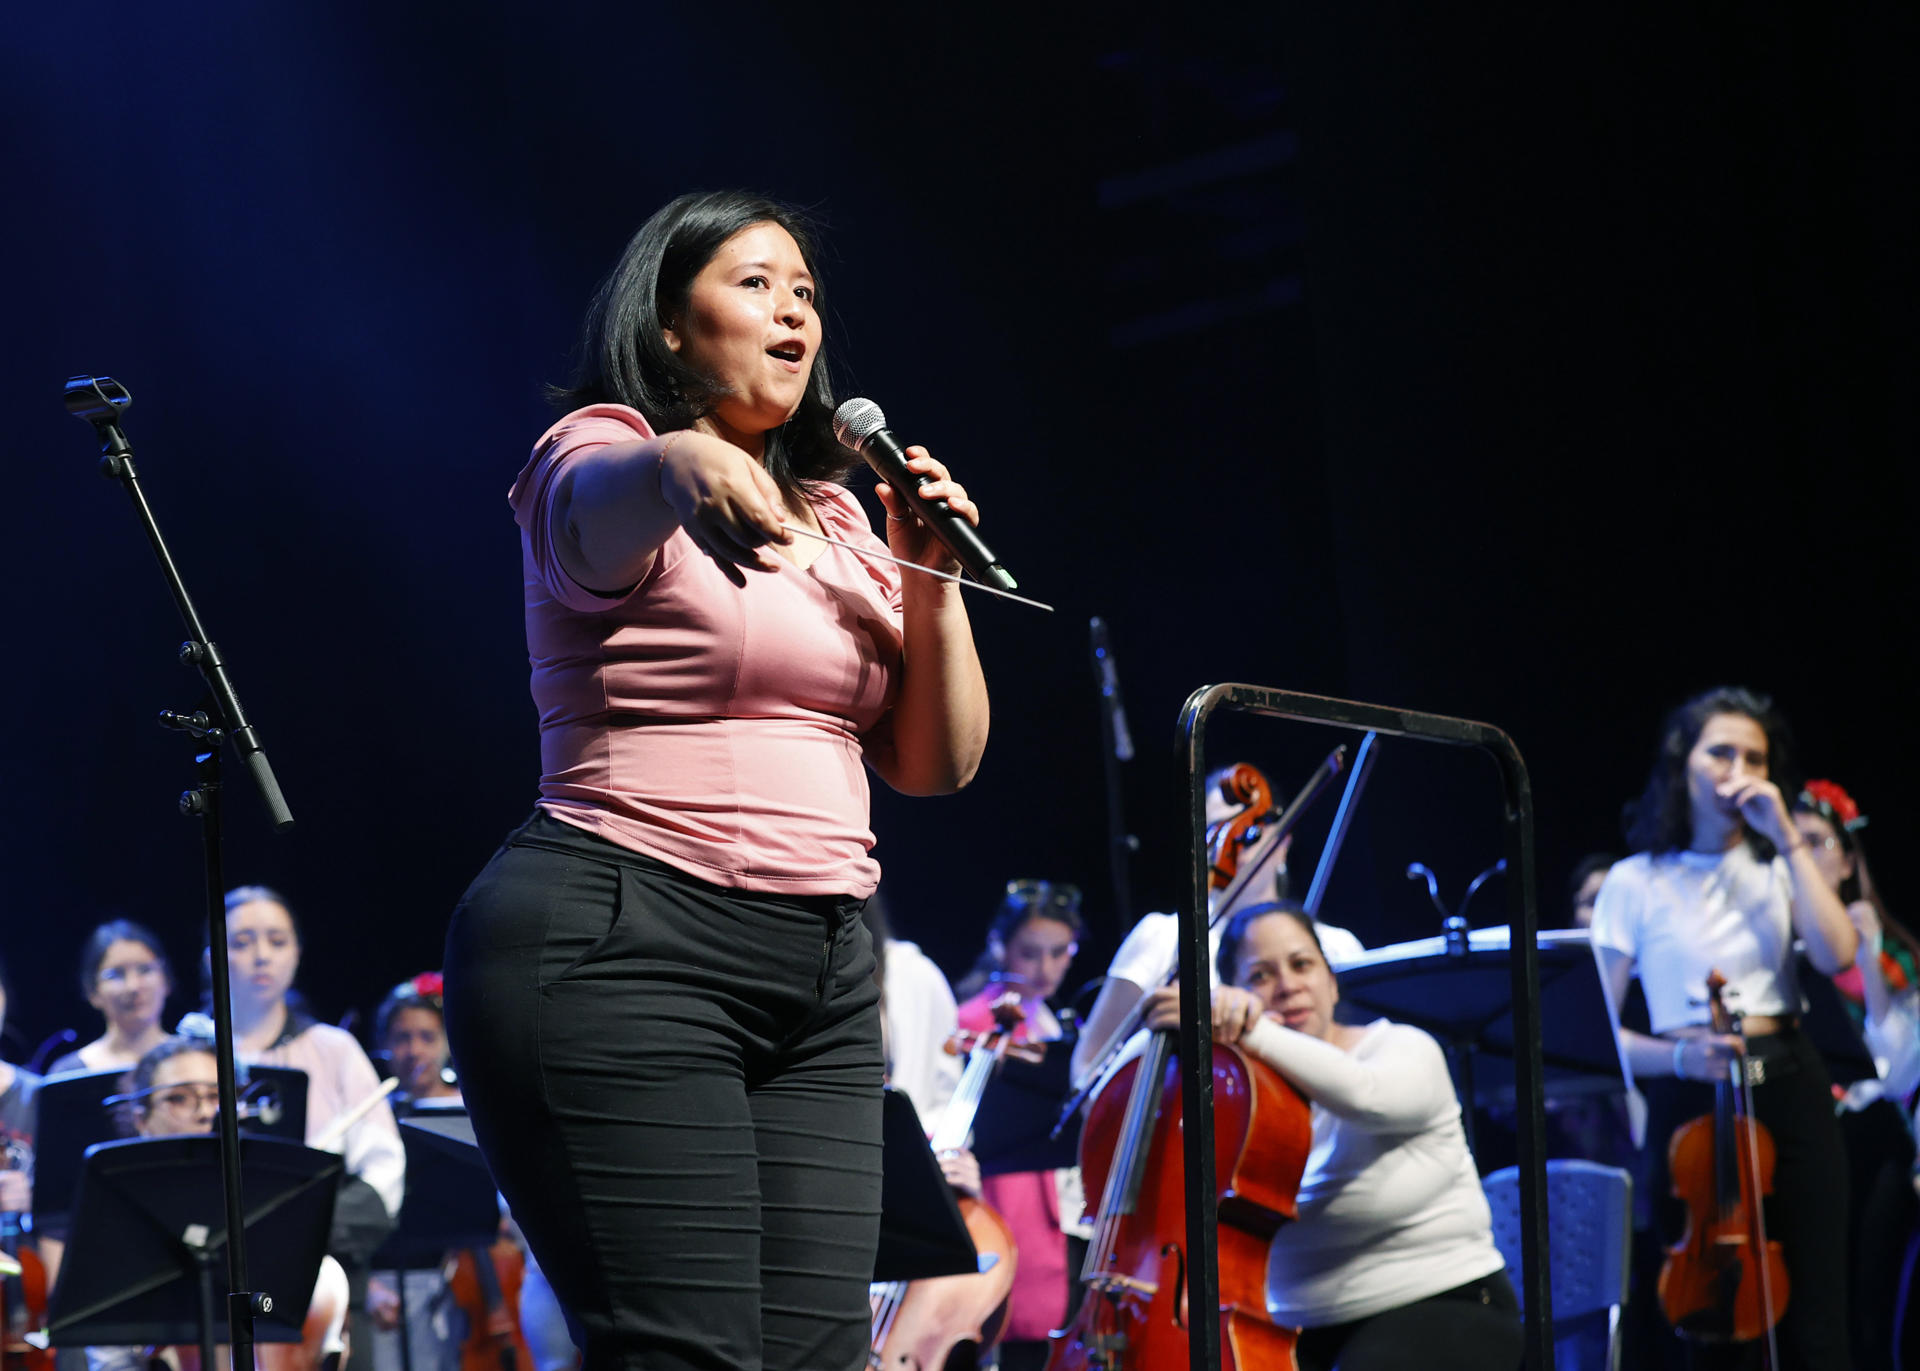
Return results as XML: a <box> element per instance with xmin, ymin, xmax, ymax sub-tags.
<box><xmin>832</xmin><ymin>398</ymin><xmax>1018</xmax><ymax>592</ymax></box>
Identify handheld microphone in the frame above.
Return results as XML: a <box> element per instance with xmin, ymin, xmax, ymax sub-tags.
<box><xmin>832</xmin><ymin>398</ymin><xmax>1018</xmax><ymax>592</ymax></box>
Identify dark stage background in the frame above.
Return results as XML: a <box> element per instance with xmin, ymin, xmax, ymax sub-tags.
<box><xmin>3</xmin><ymin>4</ymin><xmax>1913</xmax><ymax>1059</ymax></box>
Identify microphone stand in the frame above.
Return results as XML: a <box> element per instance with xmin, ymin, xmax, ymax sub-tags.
<box><xmin>1089</xmin><ymin>617</ymin><xmax>1139</xmax><ymax>937</ymax></box>
<box><xmin>65</xmin><ymin>375</ymin><xmax>295</xmax><ymax>1370</ymax></box>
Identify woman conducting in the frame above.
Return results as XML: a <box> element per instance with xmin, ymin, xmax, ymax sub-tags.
<box><xmin>1180</xmin><ymin>903</ymin><xmax>1522</xmax><ymax>1371</ymax></box>
<box><xmin>443</xmin><ymin>190</ymin><xmax>990</xmax><ymax>1371</ymax></box>
<box><xmin>1591</xmin><ymin>686</ymin><xmax>1856</xmax><ymax>1370</ymax></box>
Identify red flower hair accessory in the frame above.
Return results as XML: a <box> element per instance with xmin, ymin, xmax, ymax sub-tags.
<box><xmin>1800</xmin><ymin>779</ymin><xmax>1868</xmax><ymax>832</ymax></box>
<box><xmin>410</xmin><ymin>971</ymin><xmax>445</xmax><ymax>1000</ymax></box>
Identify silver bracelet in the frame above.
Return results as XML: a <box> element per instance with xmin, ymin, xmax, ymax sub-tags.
<box><xmin>1672</xmin><ymin>1038</ymin><xmax>1688</xmax><ymax>1080</ymax></box>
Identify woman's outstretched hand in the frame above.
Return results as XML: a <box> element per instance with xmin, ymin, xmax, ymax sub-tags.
<box><xmin>658</xmin><ymin>432</ymin><xmax>795</xmax><ymax>585</ymax></box>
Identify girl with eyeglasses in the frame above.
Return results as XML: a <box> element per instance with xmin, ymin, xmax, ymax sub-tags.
<box><xmin>49</xmin><ymin>921</ymin><xmax>174</xmax><ymax>1076</ymax></box>
<box><xmin>80</xmin><ymin>1037</ymin><xmax>351</xmax><ymax>1371</ymax></box>
<box><xmin>1791</xmin><ymin>781</ymin><xmax>1920</xmax><ymax>1371</ymax></box>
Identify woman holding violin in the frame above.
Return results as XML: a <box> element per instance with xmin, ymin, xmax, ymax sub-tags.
<box><xmin>953</xmin><ymin>881</ymin><xmax>1085</xmax><ymax>1371</ymax></box>
<box><xmin>1177</xmin><ymin>903</ymin><xmax>1521</xmax><ymax>1371</ymax></box>
<box><xmin>1591</xmin><ymin>687</ymin><xmax>1856</xmax><ymax>1370</ymax></box>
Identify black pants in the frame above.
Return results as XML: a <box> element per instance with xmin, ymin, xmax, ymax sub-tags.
<box><xmin>1634</xmin><ymin>1027</ymin><xmax>1852</xmax><ymax>1371</ymax></box>
<box><xmin>1839</xmin><ymin>1098</ymin><xmax>1918</xmax><ymax>1371</ymax></box>
<box><xmin>443</xmin><ymin>812</ymin><xmax>884</xmax><ymax>1371</ymax></box>
<box><xmin>1293</xmin><ymin>1270</ymin><xmax>1523</xmax><ymax>1371</ymax></box>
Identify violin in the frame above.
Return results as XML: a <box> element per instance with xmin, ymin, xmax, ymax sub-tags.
<box><xmin>868</xmin><ymin>994</ymin><xmax>1034</xmax><ymax>1371</ymax></box>
<box><xmin>1205</xmin><ymin>765</ymin><xmax>1283</xmax><ymax>907</ymax></box>
<box><xmin>447</xmin><ymin>1238</ymin><xmax>535</xmax><ymax>1371</ymax></box>
<box><xmin>1658</xmin><ymin>971</ymin><xmax>1789</xmax><ymax>1363</ymax></box>
<box><xmin>1</xmin><ymin>1139</ymin><xmax>51</xmax><ymax>1371</ymax></box>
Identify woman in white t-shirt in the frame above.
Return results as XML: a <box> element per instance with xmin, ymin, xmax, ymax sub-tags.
<box><xmin>1181</xmin><ymin>904</ymin><xmax>1520</xmax><ymax>1371</ymax></box>
<box><xmin>1591</xmin><ymin>686</ymin><xmax>1856</xmax><ymax>1371</ymax></box>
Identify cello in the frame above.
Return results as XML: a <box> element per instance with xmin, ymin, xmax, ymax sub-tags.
<box><xmin>1048</xmin><ymin>767</ymin><xmax>1315</xmax><ymax>1371</ymax></box>
<box><xmin>869</xmin><ymin>993</ymin><xmax>1034</xmax><ymax>1371</ymax></box>
<box><xmin>1658</xmin><ymin>970</ymin><xmax>1789</xmax><ymax>1364</ymax></box>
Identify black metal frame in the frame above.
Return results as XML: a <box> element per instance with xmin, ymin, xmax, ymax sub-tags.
<box><xmin>1175</xmin><ymin>683</ymin><xmax>1552</xmax><ymax>1371</ymax></box>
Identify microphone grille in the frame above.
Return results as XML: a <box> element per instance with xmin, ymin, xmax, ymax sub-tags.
<box><xmin>832</xmin><ymin>397</ymin><xmax>888</xmax><ymax>448</ymax></box>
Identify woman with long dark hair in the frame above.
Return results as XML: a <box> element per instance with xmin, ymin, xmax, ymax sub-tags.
<box><xmin>951</xmin><ymin>881</ymin><xmax>1084</xmax><ymax>1371</ymax></box>
<box><xmin>1791</xmin><ymin>781</ymin><xmax>1920</xmax><ymax>1371</ymax></box>
<box><xmin>444</xmin><ymin>190</ymin><xmax>990</xmax><ymax>1371</ymax></box>
<box><xmin>1591</xmin><ymin>686</ymin><xmax>1856</xmax><ymax>1370</ymax></box>
<box><xmin>49</xmin><ymin>920</ymin><xmax>174</xmax><ymax>1075</ymax></box>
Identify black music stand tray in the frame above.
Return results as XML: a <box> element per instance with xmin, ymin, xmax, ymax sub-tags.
<box><xmin>372</xmin><ymin>1109</ymin><xmax>502</xmax><ymax>1371</ymax></box>
<box><xmin>973</xmin><ymin>1046</ymin><xmax>1081</xmax><ymax>1178</ymax></box>
<box><xmin>374</xmin><ymin>1112</ymin><xmax>500</xmax><ymax>1271</ymax></box>
<box><xmin>875</xmin><ymin>1088</ymin><xmax>979</xmax><ymax>1283</ymax></box>
<box><xmin>33</xmin><ymin>1066</ymin><xmax>310</xmax><ymax>1241</ymax></box>
<box><xmin>46</xmin><ymin>1135</ymin><xmax>341</xmax><ymax>1369</ymax></box>
<box><xmin>1335</xmin><ymin>927</ymin><xmax>1620</xmax><ymax>1140</ymax></box>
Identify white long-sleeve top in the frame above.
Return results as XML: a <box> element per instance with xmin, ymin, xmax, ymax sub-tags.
<box><xmin>1241</xmin><ymin>1017</ymin><xmax>1505</xmax><ymax>1327</ymax></box>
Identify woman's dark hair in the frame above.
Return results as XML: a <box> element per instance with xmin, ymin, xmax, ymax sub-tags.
<box><xmin>1621</xmin><ymin>686</ymin><xmax>1797</xmax><ymax>857</ymax></box>
<box><xmin>375</xmin><ymin>973</ymin><xmax>446</xmax><ymax>1045</ymax></box>
<box><xmin>80</xmin><ymin>919</ymin><xmax>171</xmax><ymax>998</ymax></box>
<box><xmin>1565</xmin><ymin>854</ymin><xmax>1618</xmax><ymax>925</ymax></box>
<box><xmin>1217</xmin><ymin>901</ymin><xmax>1324</xmax><ymax>986</ymax></box>
<box><xmin>223</xmin><ymin>885</ymin><xmax>301</xmax><ymax>942</ymax></box>
<box><xmin>1789</xmin><ymin>789</ymin><xmax>1920</xmax><ymax>969</ymax></box>
<box><xmin>550</xmin><ymin>190</ymin><xmax>851</xmax><ymax>509</ymax></box>
<box><xmin>952</xmin><ymin>881</ymin><xmax>1086</xmax><ymax>1001</ymax></box>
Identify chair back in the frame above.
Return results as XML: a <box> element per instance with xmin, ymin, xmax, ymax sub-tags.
<box><xmin>1484</xmin><ymin>1158</ymin><xmax>1633</xmax><ymax>1366</ymax></box>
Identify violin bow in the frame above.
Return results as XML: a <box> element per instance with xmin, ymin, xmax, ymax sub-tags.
<box><xmin>1723</xmin><ymin>995</ymin><xmax>1783</xmax><ymax>1370</ymax></box>
<box><xmin>312</xmin><ymin>1076</ymin><xmax>399</xmax><ymax>1151</ymax></box>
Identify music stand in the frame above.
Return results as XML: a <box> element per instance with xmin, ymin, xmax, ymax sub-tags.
<box><xmin>372</xmin><ymin>1109</ymin><xmax>500</xmax><ymax>1371</ymax></box>
<box><xmin>1335</xmin><ymin>928</ymin><xmax>1621</xmax><ymax>1152</ymax></box>
<box><xmin>875</xmin><ymin>1088</ymin><xmax>979</xmax><ymax>1283</ymax></box>
<box><xmin>47</xmin><ymin>1135</ymin><xmax>340</xmax><ymax>1371</ymax></box>
<box><xmin>33</xmin><ymin>1066</ymin><xmax>310</xmax><ymax>1241</ymax></box>
<box><xmin>374</xmin><ymin>1113</ymin><xmax>499</xmax><ymax>1271</ymax></box>
<box><xmin>972</xmin><ymin>1047</ymin><xmax>1081</xmax><ymax>1178</ymax></box>
<box><xmin>31</xmin><ymin>1069</ymin><xmax>132</xmax><ymax>1240</ymax></box>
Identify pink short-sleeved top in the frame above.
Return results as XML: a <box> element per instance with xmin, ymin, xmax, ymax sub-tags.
<box><xmin>508</xmin><ymin>403</ymin><xmax>904</xmax><ymax>896</ymax></box>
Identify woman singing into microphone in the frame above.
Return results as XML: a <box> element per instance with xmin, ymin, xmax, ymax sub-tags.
<box><xmin>444</xmin><ymin>190</ymin><xmax>990</xmax><ymax>1371</ymax></box>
